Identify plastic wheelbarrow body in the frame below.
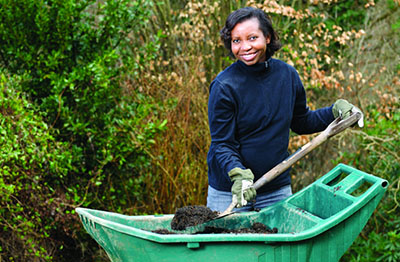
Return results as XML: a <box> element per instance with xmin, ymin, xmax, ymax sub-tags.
<box><xmin>76</xmin><ymin>164</ymin><xmax>388</xmax><ymax>262</ymax></box>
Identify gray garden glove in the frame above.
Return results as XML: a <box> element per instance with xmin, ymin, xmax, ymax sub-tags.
<box><xmin>228</xmin><ymin>168</ymin><xmax>257</xmax><ymax>208</ymax></box>
<box><xmin>332</xmin><ymin>99</ymin><xmax>364</xmax><ymax>127</ymax></box>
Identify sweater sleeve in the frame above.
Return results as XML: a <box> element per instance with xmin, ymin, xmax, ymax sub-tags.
<box><xmin>290</xmin><ymin>73</ymin><xmax>335</xmax><ymax>134</ymax></box>
<box><xmin>208</xmin><ymin>80</ymin><xmax>246</xmax><ymax>176</ymax></box>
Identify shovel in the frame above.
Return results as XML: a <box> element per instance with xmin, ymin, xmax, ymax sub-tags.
<box><xmin>217</xmin><ymin>111</ymin><xmax>362</xmax><ymax>218</ymax></box>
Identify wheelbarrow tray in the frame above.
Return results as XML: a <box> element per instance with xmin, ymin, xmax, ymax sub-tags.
<box><xmin>76</xmin><ymin>164</ymin><xmax>388</xmax><ymax>262</ymax></box>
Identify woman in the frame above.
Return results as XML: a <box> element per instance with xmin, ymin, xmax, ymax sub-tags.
<box><xmin>206</xmin><ymin>7</ymin><xmax>362</xmax><ymax>212</ymax></box>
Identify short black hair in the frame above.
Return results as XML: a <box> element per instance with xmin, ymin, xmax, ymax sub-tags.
<box><xmin>220</xmin><ymin>7</ymin><xmax>282</xmax><ymax>58</ymax></box>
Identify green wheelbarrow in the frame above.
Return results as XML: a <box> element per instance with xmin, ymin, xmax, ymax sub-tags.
<box><xmin>76</xmin><ymin>164</ymin><xmax>388</xmax><ymax>262</ymax></box>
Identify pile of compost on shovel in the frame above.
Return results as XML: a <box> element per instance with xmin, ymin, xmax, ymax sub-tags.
<box><xmin>151</xmin><ymin>205</ymin><xmax>278</xmax><ymax>235</ymax></box>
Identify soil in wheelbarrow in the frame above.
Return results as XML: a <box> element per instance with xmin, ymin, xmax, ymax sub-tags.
<box><xmin>151</xmin><ymin>205</ymin><xmax>278</xmax><ymax>234</ymax></box>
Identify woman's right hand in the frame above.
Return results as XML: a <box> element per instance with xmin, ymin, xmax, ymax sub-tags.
<box><xmin>228</xmin><ymin>168</ymin><xmax>257</xmax><ymax>207</ymax></box>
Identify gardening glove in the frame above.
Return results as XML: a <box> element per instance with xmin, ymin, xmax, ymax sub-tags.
<box><xmin>332</xmin><ymin>99</ymin><xmax>364</xmax><ymax>128</ymax></box>
<box><xmin>228</xmin><ymin>168</ymin><xmax>257</xmax><ymax>208</ymax></box>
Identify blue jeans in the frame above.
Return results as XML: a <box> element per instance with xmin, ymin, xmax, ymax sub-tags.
<box><xmin>206</xmin><ymin>184</ymin><xmax>292</xmax><ymax>212</ymax></box>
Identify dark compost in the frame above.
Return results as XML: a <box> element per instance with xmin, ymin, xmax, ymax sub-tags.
<box><xmin>150</xmin><ymin>205</ymin><xmax>278</xmax><ymax>234</ymax></box>
<box><xmin>170</xmin><ymin>205</ymin><xmax>219</xmax><ymax>230</ymax></box>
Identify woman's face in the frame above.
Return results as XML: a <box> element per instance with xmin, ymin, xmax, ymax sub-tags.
<box><xmin>230</xmin><ymin>17</ymin><xmax>270</xmax><ymax>66</ymax></box>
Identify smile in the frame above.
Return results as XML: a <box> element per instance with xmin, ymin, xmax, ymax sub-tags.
<box><xmin>240</xmin><ymin>52</ymin><xmax>258</xmax><ymax>61</ymax></box>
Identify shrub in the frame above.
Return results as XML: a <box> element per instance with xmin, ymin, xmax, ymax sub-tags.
<box><xmin>0</xmin><ymin>0</ymin><xmax>165</xmax><ymax>260</ymax></box>
<box><xmin>0</xmin><ymin>72</ymin><xmax>77</xmax><ymax>261</ymax></box>
<box><xmin>0</xmin><ymin>0</ymin><xmax>164</xmax><ymax>209</ymax></box>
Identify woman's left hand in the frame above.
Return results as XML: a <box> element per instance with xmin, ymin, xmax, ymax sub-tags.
<box><xmin>333</xmin><ymin>99</ymin><xmax>364</xmax><ymax>127</ymax></box>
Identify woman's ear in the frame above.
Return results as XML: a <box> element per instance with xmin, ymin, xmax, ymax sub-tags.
<box><xmin>265</xmin><ymin>34</ymin><xmax>271</xmax><ymax>45</ymax></box>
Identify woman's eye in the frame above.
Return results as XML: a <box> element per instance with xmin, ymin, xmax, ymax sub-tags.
<box><xmin>232</xmin><ymin>39</ymin><xmax>240</xmax><ymax>44</ymax></box>
<box><xmin>250</xmin><ymin>36</ymin><xmax>257</xmax><ymax>40</ymax></box>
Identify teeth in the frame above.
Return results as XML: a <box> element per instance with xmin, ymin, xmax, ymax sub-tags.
<box><xmin>241</xmin><ymin>53</ymin><xmax>257</xmax><ymax>61</ymax></box>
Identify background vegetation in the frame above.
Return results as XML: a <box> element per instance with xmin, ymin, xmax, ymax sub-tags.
<box><xmin>0</xmin><ymin>0</ymin><xmax>398</xmax><ymax>261</ymax></box>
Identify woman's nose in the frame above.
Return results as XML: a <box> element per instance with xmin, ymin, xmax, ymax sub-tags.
<box><xmin>241</xmin><ymin>41</ymin><xmax>251</xmax><ymax>51</ymax></box>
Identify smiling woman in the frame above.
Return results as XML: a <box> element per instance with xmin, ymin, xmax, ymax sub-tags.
<box><xmin>206</xmin><ymin>6</ymin><xmax>362</xmax><ymax>214</ymax></box>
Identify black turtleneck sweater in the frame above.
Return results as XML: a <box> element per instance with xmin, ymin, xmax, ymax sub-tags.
<box><xmin>207</xmin><ymin>59</ymin><xmax>335</xmax><ymax>194</ymax></box>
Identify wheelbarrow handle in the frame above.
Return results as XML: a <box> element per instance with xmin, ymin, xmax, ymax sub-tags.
<box><xmin>219</xmin><ymin>112</ymin><xmax>362</xmax><ymax>217</ymax></box>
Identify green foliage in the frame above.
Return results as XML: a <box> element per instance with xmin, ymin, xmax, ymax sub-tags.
<box><xmin>0</xmin><ymin>0</ymin><xmax>163</xmax><ymax>260</ymax></box>
<box><xmin>342</xmin><ymin>108</ymin><xmax>400</xmax><ymax>261</ymax></box>
<box><xmin>387</xmin><ymin>0</ymin><xmax>398</xmax><ymax>10</ymax></box>
<box><xmin>0</xmin><ymin>0</ymin><xmax>161</xmax><ymax>206</ymax></box>
<box><xmin>0</xmin><ymin>72</ymin><xmax>76</xmax><ymax>261</ymax></box>
<box><xmin>347</xmin><ymin>228</ymin><xmax>400</xmax><ymax>262</ymax></box>
<box><xmin>321</xmin><ymin>1</ymin><xmax>368</xmax><ymax>30</ymax></box>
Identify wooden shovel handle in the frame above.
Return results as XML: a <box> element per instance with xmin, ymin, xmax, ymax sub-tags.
<box><xmin>254</xmin><ymin>111</ymin><xmax>361</xmax><ymax>189</ymax></box>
